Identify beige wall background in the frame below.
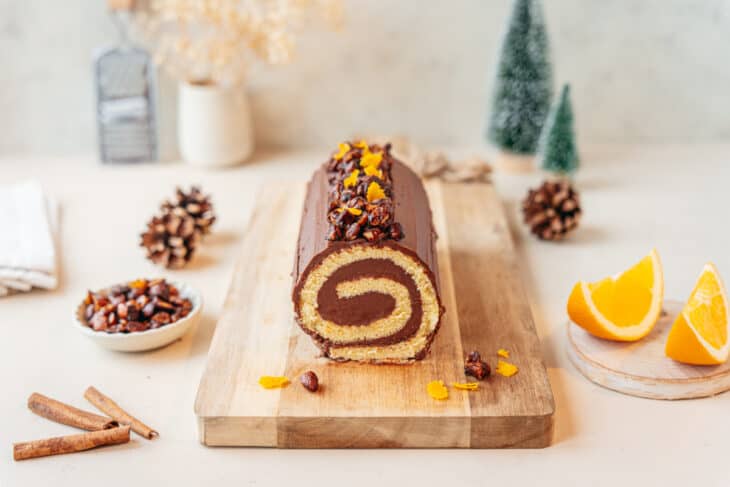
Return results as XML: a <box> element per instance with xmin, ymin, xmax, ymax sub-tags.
<box><xmin>2</xmin><ymin>0</ymin><xmax>730</xmax><ymax>157</ymax></box>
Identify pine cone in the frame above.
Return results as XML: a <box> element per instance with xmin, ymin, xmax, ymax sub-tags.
<box><xmin>140</xmin><ymin>212</ymin><xmax>200</xmax><ymax>269</ymax></box>
<box><xmin>161</xmin><ymin>186</ymin><xmax>216</xmax><ymax>236</ymax></box>
<box><xmin>522</xmin><ymin>180</ymin><xmax>581</xmax><ymax>241</ymax></box>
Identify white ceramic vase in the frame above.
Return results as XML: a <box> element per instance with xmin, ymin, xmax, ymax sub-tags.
<box><xmin>177</xmin><ymin>81</ymin><xmax>253</xmax><ymax>168</ymax></box>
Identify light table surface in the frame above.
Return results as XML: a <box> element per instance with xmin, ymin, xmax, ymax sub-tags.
<box><xmin>1</xmin><ymin>144</ymin><xmax>728</xmax><ymax>486</ymax></box>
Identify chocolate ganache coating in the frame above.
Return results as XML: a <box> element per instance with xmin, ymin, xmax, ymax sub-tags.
<box><xmin>292</xmin><ymin>141</ymin><xmax>444</xmax><ymax>363</ymax></box>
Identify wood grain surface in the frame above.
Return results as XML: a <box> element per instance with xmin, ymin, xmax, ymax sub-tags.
<box><xmin>567</xmin><ymin>300</ymin><xmax>730</xmax><ymax>400</ymax></box>
<box><xmin>194</xmin><ymin>181</ymin><xmax>555</xmax><ymax>448</ymax></box>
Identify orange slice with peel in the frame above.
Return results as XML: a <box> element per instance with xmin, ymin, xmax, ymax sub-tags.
<box><xmin>567</xmin><ymin>249</ymin><xmax>664</xmax><ymax>341</ymax></box>
<box><xmin>665</xmin><ymin>263</ymin><xmax>729</xmax><ymax>365</ymax></box>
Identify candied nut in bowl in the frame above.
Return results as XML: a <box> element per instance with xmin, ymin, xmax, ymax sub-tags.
<box><xmin>73</xmin><ymin>279</ymin><xmax>202</xmax><ymax>352</ymax></box>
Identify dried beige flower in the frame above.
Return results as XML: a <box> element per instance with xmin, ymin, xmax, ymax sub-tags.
<box><xmin>135</xmin><ymin>0</ymin><xmax>342</xmax><ymax>87</ymax></box>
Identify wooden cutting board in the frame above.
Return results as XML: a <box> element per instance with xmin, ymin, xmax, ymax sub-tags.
<box><xmin>194</xmin><ymin>181</ymin><xmax>554</xmax><ymax>448</ymax></box>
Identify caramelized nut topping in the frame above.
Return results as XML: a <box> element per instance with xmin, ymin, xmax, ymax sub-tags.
<box><xmin>464</xmin><ymin>350</ymin><xmax>491</xmax><ymax>380</ymax></box>
<box><xmin>300</xmin><ymin>371</ymin><xmax>319</xmax><ymax>392</ymax></box>
<box><xmin>325</xmin><ymin>140</ymin><xmax>405</xmax><ymax>242</ymax></box>
<box><xmin>81</xmin><ymin>279</ymin><xmax>192</xmax><ymax>334</ymax></box>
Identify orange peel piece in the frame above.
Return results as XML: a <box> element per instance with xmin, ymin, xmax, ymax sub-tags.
<box><xmin>258</xmin><ymin>376</ymin><xmax>290</xmax><ymax>389</ymax></box>
<box><xmin>366</xmin><ymin>181</ymin><xmax>386</xmax><ymax>202</ymax></box>
<box><xmin>334</xmin><ymin>142</ymin><xmax>350</xmax><ymax>160</ymax></box>
<box><xmin>360</xmin><ymin>151</ymin><xmax>383</xmax><ymax>169</ymax></box>
<box><xmin>427</xmin><ymin>380</ymin><xmax>448</xmax><ymax>400</ymax></box>
<box><xmin>495</xmin><ymin>360</ymin><xmax>518</xmax><ymax>377</ymax></box>
<box><xmin>128</xmin><ymin>279</ymin><xmax>147</xmax><ymax>289</ymax></box>
<box><xmin>363</xmin><ymin>164</ymin><xmax>383</xmax><ymax>178</ymax></box>
<box><xmin>452</xmin><ymin>382</ymin><xmax>479</xmax><ymax>391</ymax></box>
<box><xmin>343</xmin><ymin>169</ymin><xmax>360</xmax><ymax>189</ymax></box>
<box><xmin>497</xmin><ymin>349</ymin><xmax>510</xmax><ymax>358</ymax></box>
<box><xmin>336</xmin><ymin>207</ymin><xmax>363</xmax><ymax>216</ymax></box>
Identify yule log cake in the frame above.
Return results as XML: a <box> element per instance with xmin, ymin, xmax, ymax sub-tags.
<box><xmin>292</xmin><ymin>140</ymin><xmax>444</xmax><ymax>363</ymax></box>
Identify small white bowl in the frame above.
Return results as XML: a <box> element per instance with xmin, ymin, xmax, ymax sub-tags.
<box><xmin>73</xmin><ymin>281</ymin><xmax>203</xmax><ymax>352</ymax></box>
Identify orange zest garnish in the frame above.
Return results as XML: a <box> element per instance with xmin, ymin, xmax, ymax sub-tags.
<box><xmin>258</xmin><ymin>376</ymin><xmax>290</xmax><ymax>389</ymax></box>
<box><xmin>353</xmin><ymin>140</ymin><xmax>369</xmax><ymax>150</ymax></box>
<box><xmin>452</xmin><ymin>382</ymin><xmax>479</xmax><ymax>391</ymax></box>
<box><xmin>363</xmin><ymin>164</ymin><xmax>383</xmax><ymax>178</ymax></box>
<box><xmin>129</xmin><ymin>279</ymin><xmax>147</xmax><ymax>289</ymax></box>
<box><xmin>360</xmin><ymin>151</ymin><xmax>383</xmax><ymax>169</ymax></box>
<box><xmin>427</xmin><ymin>380</ymin><xmax>449</xmax><ymax>400</ymax></box>
<box><xmin>334</xmin><ymin>142</ymin><xmax>350</xmax><ymax>160</ymax></box>
<box><xmin>343</xmin><ymin>169</ymin><xmax>359</xmax><ymax>189</ymax></box>
<box><xmin>497</xmin><ymin>349</ymin><xmax>510</xmax><ymax>358</ymax></box>
<box><xmin>366</xmin><ymin>181</ymin><xmax>386</xmax><ymax>202</ymax></box>
<box><xmin>335</xmin><ymin>207</ymin><xmax>362</xmax><ymax>216</ymax></box>
<box><xmin>495</xmin><ymin>360</ymin><xmax>518</xmax><ymax>377</ymax></box>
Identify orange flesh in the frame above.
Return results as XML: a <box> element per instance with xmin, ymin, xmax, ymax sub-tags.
<box><xmin>686</xmin><ymin>271</ymin><xmax>727</xmax><ymax>349</ymax></box>
<box><xmin>588</xmin><ymin>255</ymin><xmax>655</xmax><ymax>327</ymax></box>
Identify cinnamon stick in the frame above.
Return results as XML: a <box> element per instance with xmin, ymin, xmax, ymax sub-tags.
<box><xmin>84</xmin><ymin>386</ymin><xmax>158</xmax><ymax>439</ymax></box>
<box><xmin>13</xmin><ymin>425</ymin><xmax>130</xmax><ymax>461</ymax></box>
<box><xmin>28</xmin><ymin>393</ymin><xmax>118</xmax><ymax>431</ymax></box>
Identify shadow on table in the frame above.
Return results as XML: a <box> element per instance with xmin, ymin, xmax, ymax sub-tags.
<box><xmin>117</xmin><ymin>311</ymin><xmax>217</xmax><ymax>363</ymax></box>
<box><xmin>507</xmin><ymin>228</ymin><xmax>579</xmax><ymax>446</ymax></box>
<box><xmin>188</xmin><ymin>312</ymin><xmax>218</xmax><ymax>359</ymax></box>
<box><xmin>184</xmin><ymin>253</ymin><xmax>217</xmax><ymax>271</ymax></box>
<box><xmin>203</xmin><ymin>230</ymin><xmax>238</xmax><ymax>246</ymax></box>
<box><xmin>541</xmin><ymin>326</ymin><xmax>579</xmax><ymax>445</ymax></box>
<box><xmin>562</xmin><ymin>224</ymin><xmax>610</xmax><ymax>245</ymax></box>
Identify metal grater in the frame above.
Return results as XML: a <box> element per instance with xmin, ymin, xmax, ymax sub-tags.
<box><xmin>94</xmin><ymin>2</ymin><xmax>157</xmax><ymax>163</ymax></box>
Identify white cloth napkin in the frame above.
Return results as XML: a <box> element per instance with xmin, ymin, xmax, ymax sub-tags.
<box><xmin>0</xmin><ymin>181</ymin><xmax>59</xmax><ymax>296</ymax></box>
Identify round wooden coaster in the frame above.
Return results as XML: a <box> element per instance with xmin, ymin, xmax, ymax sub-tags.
<box><xmin>567</xmin><ymin>300</ymin><xmax>730</xmax><ymax>400</ymax></box>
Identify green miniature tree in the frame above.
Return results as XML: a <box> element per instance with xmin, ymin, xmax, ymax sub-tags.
<box><xmin>537</xmin><ymin>84</ymin><xmax>579</xmax><ymax>175</ymax></box>
<box><xmin>487</xmin><ymin>0</ymin><xmax>553</xmax><ymax>155</ymax></box>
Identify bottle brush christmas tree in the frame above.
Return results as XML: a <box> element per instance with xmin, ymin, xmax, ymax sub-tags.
<box><xmin>487</xmin><ymin>0</ymin><xmax>553</xmax><ymax>155</ymax></box>
<box><xmin>537</xmin><ymin>84</ymin><xmax>579</xmax><ymax>176</ymax></box>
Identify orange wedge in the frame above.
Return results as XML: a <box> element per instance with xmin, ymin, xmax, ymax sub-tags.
<box><xmin>567</xmin><ymin>249</ymin><xmax>663</xmax><ymax>341</ymax></box>
<box><xmin>665</xmin><ymin>264</ymin><xmax>729</xmax><ymax>365</ymax></box>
